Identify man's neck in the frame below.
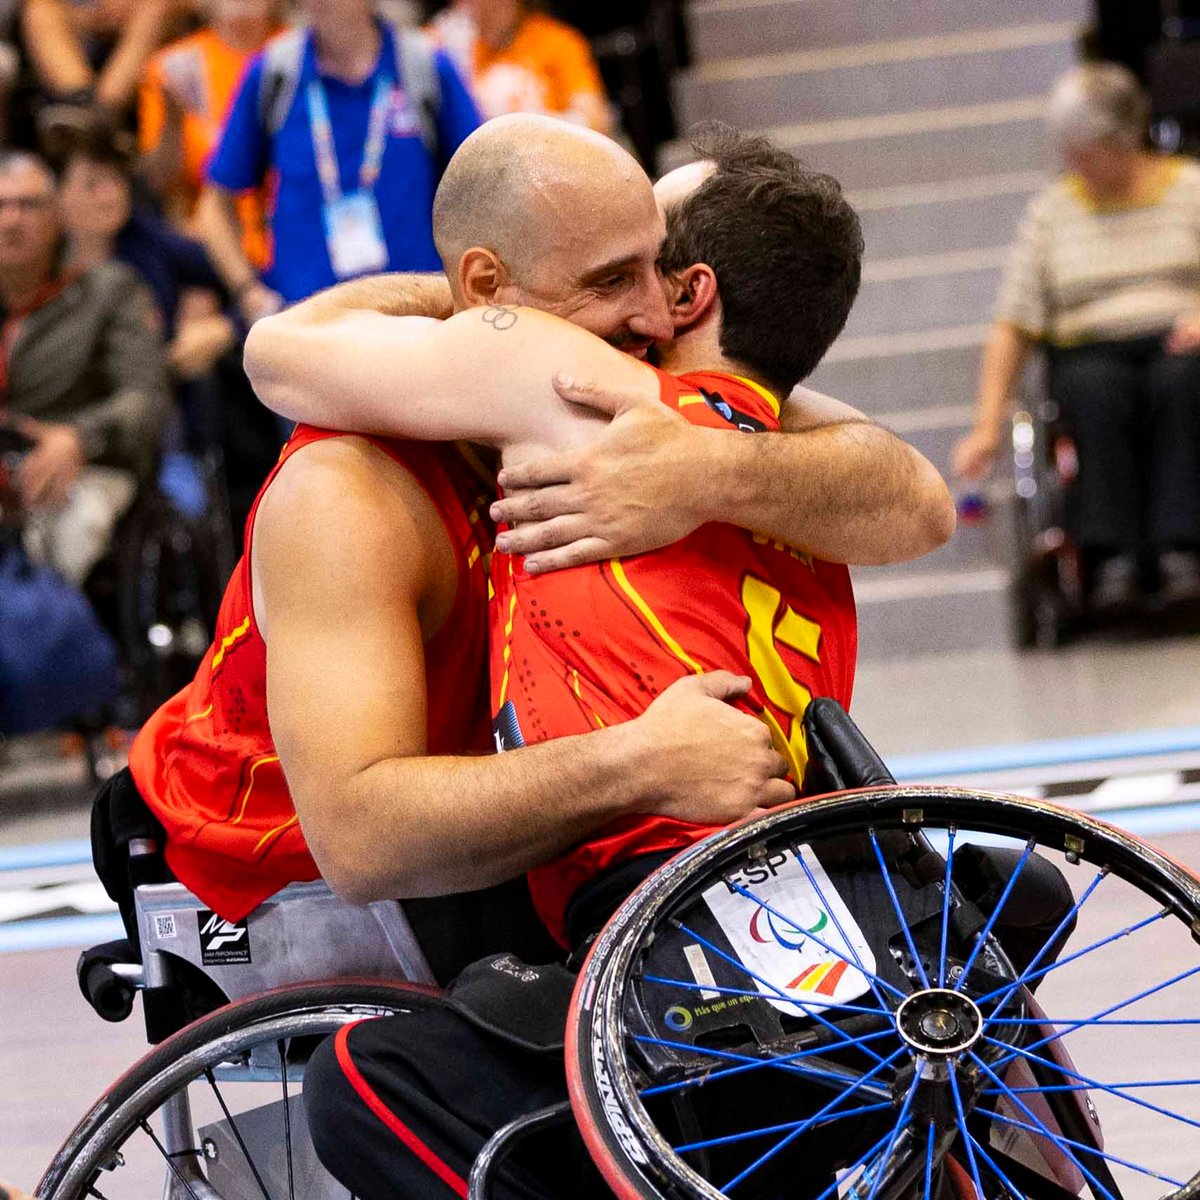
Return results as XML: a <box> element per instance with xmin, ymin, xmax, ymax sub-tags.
<box><xmin>67</xmin><ymin>233</ymin><xmax>114</xmax><ymax>274</ymax></box>
<box><xmin>0</xmin><ymin>258</ymin><xmax>56</xmax><ymax>311</ymax></box>
<box><xmin>314</xmin><ymin>16</ymin><xmax>381</xmax><ymax>84</ymax></box>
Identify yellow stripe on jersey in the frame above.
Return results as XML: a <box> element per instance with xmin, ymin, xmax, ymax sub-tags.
<box><xmin>497</xmin><ymin>585</ymin><xmax>518</xmax><ymax>705</ymax></box>
<box><xmin>609</xmin><ymin>560</ymin><xmax>704</xmax><ymax>675</ymax></box>
<box><xmin>571</xmin><ymin>669</ymin><xmax>607</xmax><ymax>729</ymax></box>
<box><xmin>253</xmin><ymin>813</ymin><xmax>298</xmax><ymax>856</ymax></box>
<box><xmin>185</xmin><ymin>704</ymin><xmax>214</xmax><ymax>724</ymax></box>
<box><xmin>730</xmin><ymin>374</ymin><xmax>781</xmax><ymax>419</ymax></box>
<box><xmin>211</xmin><ymin>616</ymin><xmax>252</xmax><ymax>673</ymax></box>
<box><xmin>230</xmin><ymin>754</ymin><xmax>281</xmax><ymax>826</ymax></box>
<box><xmin>467</xmin><ymin>544</ymin><xmax>481</xmax><ymax>569</ymax></box>
<box><xmin>678</xmin><ymin>394</ymin><xmax>705</xmax><ymax>409</ymax></box>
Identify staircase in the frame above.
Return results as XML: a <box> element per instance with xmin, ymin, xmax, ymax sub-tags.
<box><xmin>674</xmin><ymin>0</ymin><xmax>1090</xmax><ymax>660</ymax></box>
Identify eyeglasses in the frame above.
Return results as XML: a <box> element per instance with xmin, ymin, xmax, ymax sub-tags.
<box><xmin>0</xmin><ymin>195</ymin><xmax>52</xmax><ymax>213</ymax></box>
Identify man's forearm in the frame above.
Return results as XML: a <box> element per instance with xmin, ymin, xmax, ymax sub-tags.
<box><xmin>687</xmin><ymin>419</ymin><xmax>955</xmax><ymax>565</ymax></box>
<box><xmin>303</xmin><ymin>722</ymin><xmax>656</xmax><ymax>904</ymax></box>
<box><xmin>289</xmin><ymin>273</ymin><xmax>454</xmax><ymax>324</ymax></box>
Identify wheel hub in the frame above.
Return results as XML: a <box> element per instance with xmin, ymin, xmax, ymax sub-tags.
<box><xmin>895</xmin><ymin>988</ymin><xmax>983</xmax><ymax>1058</ymax></box>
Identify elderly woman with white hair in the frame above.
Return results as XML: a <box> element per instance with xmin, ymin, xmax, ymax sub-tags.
<box><xmin>953</xmin><ymin>62</ymin><xmax>1200</xmax><ymax>602</ymax></box>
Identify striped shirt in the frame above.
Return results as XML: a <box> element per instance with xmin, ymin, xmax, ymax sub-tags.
<box><xmin>995</xmin><ymin>156</ymin><xmax>1200</xmax><ymax>347</ymax></box>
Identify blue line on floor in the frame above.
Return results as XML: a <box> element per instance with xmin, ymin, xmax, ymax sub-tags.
<box><xmin>889</xmin><ymin>726</ymin><xmax>1200</xmax><ymax>781</ymax></box>
<box><xmin>0</xmin><ymin>838</ymin><xmax>92</xmax><ymax>872</ymax></box>
<box><xmin>0</xmin><ymin>912</ymin><xmax>123</xmax><ymax>954</ymax></box>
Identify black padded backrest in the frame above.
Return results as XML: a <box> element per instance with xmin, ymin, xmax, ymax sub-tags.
<box><xmin>801</xmin><ymin>697</ymin><xmax>896</xmax><ymax>796</ymax></box>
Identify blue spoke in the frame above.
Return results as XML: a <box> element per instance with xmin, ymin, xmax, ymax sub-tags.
<box><xmin>794</xmin><ymin>845</ymin><xmax>905</xmax><ymax>1007</ymax></box>
<box><xmin>988</xmin><ymin>961</ymin><xmax>1200</xmax><ymax>1071</ymax></box>
<box><xmin>868</xmin><ymin>830</ymin><xmax>931</xmax><ymax>989</ymax></box>
<box><xmin>966</xmin><ymin>1130</ymin><xmax>1033</xmax><ymax>1200</ymax></box>
<box><xmin>984</xmin><ymin>1077</ymin><xmax>1200</xmax><ymax>1093</ymax></box>
<box><xmin>975</xmin><ymin>1108</ymin><xmax>1184</xmax><ymax>1189</ymax></box>
<box><xmin>729</xmin><ymin>881</ymin><xmax>902</xmax><ymax>1005</ymax></box>
<box><xmin>990</xmin><ymin>1016</ymin><xmax>1200</xmax><ymax>1027</ymax></box>
<box><xmin>809</xmin><ymin>1128</ymin><xmax>895</xmax><ymax>1200</ymax></box>
<box><xmin>980</xmin><ymin>869</ymin><xmax>1106</xmax><ymax>1024</ymax></box>
<box><xmin>956</xmin><ymin>838</ymin><xmax>1036</xmax><ymax>993</ymax></box>
<box><xmin>969</xmin><ymin>1051</ymin><xmax>1119</xmax><ymax>1200</ymax></box>
<box><xmin>984</xmin><ymin>1035</ymin><xmax>1200</xmax><ymax>1133</ymax></box>
<box><xmin>719</xmin><ymin>1046</ymin><xmax>908</xmax><ymax>1192</ymax></box>
<box><xmin>938</xmin><ymin>826</ymin><xmax>956</xmax><ymax>988</ymax></box>
<box><xmin>864</xmin><ymin>1074</ymin><xmax>920</xmax><ymax>1200</ymax></box>
<box><xmin>974</xmin><ymin>906</ymin><xmax>1166</xmax><ymax>1006</ymax></box>
<box><xmin>637</xmin><ymin>1029</ymin><xmax>897</xmax><ymax>1097</ymax></box>
<box><xmin>948</xmin><ymin>1063</ymin><xmax>987</xmax><ymax>1200</ymax></box>
<box><xmin>922</xmin><ymin>1122</ymin><xmax>936</xmax><ymax>1200</ymax></box>
<box><xmin>676</xmin><ymin>921</ymin><xmax>887</xmax><ymax>1064</ymax></box>
<box><xmin>642</xmin><ymin>973</ymin><xmax>886</xmax><ymax>1017</ymax></box>
<box><xmin>673</xmin><ymin>1101</ymin><xmax>893</xmax><ymax>1154</ymax></box>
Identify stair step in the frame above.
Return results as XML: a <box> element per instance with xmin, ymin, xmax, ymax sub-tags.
<box><xmin>809</xmin><ymin>333</ymin><xmax>986</xmax><ymax>417</ymax></box>
<box><xmin>676</xmin><ymin>23</ymin><xmax>1076</xmax><ymax>130</ymax></box>
<box><xmin>852</xmin><ymin>566</ymin><xmax>1015</xmax><ymax>659</ymax></box>
<box><xmin>687</xmin><ymin>0</ymin><xmax>1088</xmax><ymax>64</ymax></box>
<box><xmin>842</xmin><ymin>259</ymin><xmax>1004</xmax><ymax>341</ymax></box>
<box><xmin>661</xmin><ymin>99</ymin><xmax>1054</xmax><ymax>192</ymax></box>
<box><xmin>857</xmin><ymin>177</ymin><xmax>1037</xmax><ymax>261</ymax></box>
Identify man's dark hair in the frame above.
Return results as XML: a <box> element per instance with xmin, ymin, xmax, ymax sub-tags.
<box><xmin>659</xmin><ymin>124</ymin><xmax>864</xmax><ymax>397</ymax></box>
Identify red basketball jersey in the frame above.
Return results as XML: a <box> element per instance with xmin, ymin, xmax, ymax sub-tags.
<box><xmin>130</xmin><ymin>425</ymin><xmax>495</xmax><ymax>920</ymax></box>
<box><xmin>490</xmin><ymin>370</ymin><xmax>858</xmax><ymax>945</ymax></box>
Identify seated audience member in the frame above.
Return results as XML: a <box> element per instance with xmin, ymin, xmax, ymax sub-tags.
<box><xmin>139</xmin><ymin>0</ymin><xmax>281</xmax><ymax>260</ymax></box>
<box><xmin>953</xmin><ymin>63</ymin><xmax>1200</xmax><ymax>602</ymax></box>
<box><xmin>429</xmin><ymin>0</ymin><xmax>611</xmax><ymax>134</ymax></box>
<box><xmin>0</xmin><ymin>149</ymin><xmax>170</xmax><ymax>586</ymax></box>
<box><xmin>20</xmin><ymin>0</ymin><xmax>177</xmax><ymax>122</ymax></box>
<box><xmin>198</xmin><ymin>0</ymin><xmax>481</xmax><ymax>324</ymax></box>
<box><xmin>53</xmin><ymin>119</ymin><xmax>280</xmax><ymax>537</ymax></box>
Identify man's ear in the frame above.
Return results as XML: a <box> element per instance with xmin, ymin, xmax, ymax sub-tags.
<box><xmin>458</xmin><ymin>248</ymin><xmax>511</xmax><ymax>307</ymax></box>
<box><xmin>667</xmin><ymin>263</ymin><xmax>718</xmax><ymax>332</ymax></box>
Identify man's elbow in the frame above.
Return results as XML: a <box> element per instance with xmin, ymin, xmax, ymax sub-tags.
<box><xmin>919</xmin><ymin>467</ymin><xmax>957</xmax><ymax>554</ymax></box>
<box><xmin>243</xmin><ymin>316</ymin><xmax>300</xmax><ymax>419</ymax></box>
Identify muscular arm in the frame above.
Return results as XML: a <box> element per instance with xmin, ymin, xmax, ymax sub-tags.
<box><xmin>495</xmin><ymin>380</ymin><xmax>955</xmax><ymax>569</ymax></box>
<box><xmin>257</xmin><ymin>438</ymin><xmax>789</xmax><ymax>904</ymax></box>
<box><xmin>246</xmin><ymin>291</ymin><xmax>653</xmax><ymax>457</ymax></box>
<box><xmin>676</xmin><ymin>385</ymin><xmax>955</xmax><ymax>564</ymax></box>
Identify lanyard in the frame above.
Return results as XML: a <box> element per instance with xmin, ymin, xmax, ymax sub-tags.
<box><xmin>307</xmin><ymin>71</ymin><xmax>393</xmax><ymax>206</ymax></box>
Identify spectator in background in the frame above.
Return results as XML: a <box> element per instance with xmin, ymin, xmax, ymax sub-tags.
<box><xmin>51</xmin><ymin>118</ymin><xmax>280</xmax><ymax>542</ymax></box>
<box><xmin>953</xmin><ymin>63</ymin><xmax>1200</xmax><ymax>603</ymax></box>
<box><xmin>139</xmin><ymin>0</ymin><xmax>282</xmax><ymax>261</ymax></box>
<box><xmin>198</xmin><ymin>0</ymin><xmax>481</xmax><ymax>324</ymax></box>
<box><xmin>430</xmin><ymin>0</ymin><xmax>611</xmax><ymax>134</ymax></box>
<box><xmin>20</xmin><ymin>0</ymin><xmax>178</xmax><ymax>121</ymax></box>
<box><xmin>0</xmin><ymin>150</ymin><xmax>169</xmax><ymax>585</ymax></box>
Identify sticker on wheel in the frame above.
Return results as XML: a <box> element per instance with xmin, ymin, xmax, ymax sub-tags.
<box><xmin>703</xmin><ymin>845</ymin><xmax>875</xmax><ymax>1014</ymax></box>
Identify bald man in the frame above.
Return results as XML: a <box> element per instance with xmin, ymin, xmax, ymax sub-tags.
<box><xmin>117</xmin><ymin>114</ymin><xmax>805</xmax><ymax>982</ymax></box>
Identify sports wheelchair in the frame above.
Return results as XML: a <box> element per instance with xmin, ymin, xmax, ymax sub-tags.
<box><xmin>1008</xmin><ymin>365</ymin><xmax>1200</xmax><ymax>650</ymax></box>
<box><xmin>36</xmin><ymin>704</ymin><xmax>1200</xmax><ymax>1200</ymax></box>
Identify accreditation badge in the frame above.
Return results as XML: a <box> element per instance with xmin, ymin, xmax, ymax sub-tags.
<box><xmin>323</xmin><ymin>190</ymin><xmax>389</xmax><ymax>279</ymax></box>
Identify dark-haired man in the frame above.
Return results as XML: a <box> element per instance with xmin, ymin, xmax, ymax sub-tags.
<box><xmin>249</xmin><ymin>123</ymin><xmax>932</xmax><ymax>1200</ymax></box>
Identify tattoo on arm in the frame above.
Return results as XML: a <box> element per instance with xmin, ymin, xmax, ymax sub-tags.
<box><xmin>482</xmin><ymin>306</ymin><xmax>519</xmax><ymax>332</ymax></box>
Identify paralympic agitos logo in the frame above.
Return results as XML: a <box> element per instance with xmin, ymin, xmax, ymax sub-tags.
<box><xmin>748</xmin><ymin>902</ymin><xmax>827</xmax><ymax>949</ymax></box>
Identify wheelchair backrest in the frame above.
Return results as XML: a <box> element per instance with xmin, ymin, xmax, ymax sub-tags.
<box><xmin>134</xmin><ymin>878</ymin><xmax>436</xmax><ymax>1001</ymax></box>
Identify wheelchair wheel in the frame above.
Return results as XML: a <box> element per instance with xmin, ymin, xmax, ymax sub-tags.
<box><xmin>37</xmin><ymin>979</ymin><xmax>442</xmax><ymax>1200</ymax></box>
<box><xmin>567</xmin><ymin>787</ymin><xmax>1200</xmax><ymax>1200</ymax></box>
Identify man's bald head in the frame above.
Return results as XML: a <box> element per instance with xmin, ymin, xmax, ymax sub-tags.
<box><xmin>434</xmin><ymin>115</ymin><xmax>653</xmax><ymax>290</ymax></box>
<box><xmin>432</xmin><ymin>115</ymin><xmax>672</xmax><ymax>350</ymax></box>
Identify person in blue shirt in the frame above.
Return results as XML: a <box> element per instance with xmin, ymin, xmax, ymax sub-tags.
<box><xmin>197</xmin><ymin>0</ymin><xmax>481</xmax><ymax>325</ymax></box>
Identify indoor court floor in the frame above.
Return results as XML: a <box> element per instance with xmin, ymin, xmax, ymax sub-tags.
<box><xmin>5</xmin><ymin>634</ymin><xmax>1200</xmax><ymax>1192</ymax></box>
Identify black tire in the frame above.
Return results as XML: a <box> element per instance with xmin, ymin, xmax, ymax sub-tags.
<box><xmin>567</xmin><ymin>787</ymin><xmax>1200</xmax><ymax>1200</ymax></box>
<box><xmin>37</xmin><ymin>979</ymin><xmax>443</xmax><ymax>1200</ymax></box>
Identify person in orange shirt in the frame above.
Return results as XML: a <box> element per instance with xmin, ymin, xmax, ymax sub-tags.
<box><xmin>139</xmin><ymin>0</ymin><xmax>282</xmax><ymax>267</ymax></box>
<box><xmin>430</xmin><ymin>0</ymin><xmax>611</xmax><ymax>134</ymax></box>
